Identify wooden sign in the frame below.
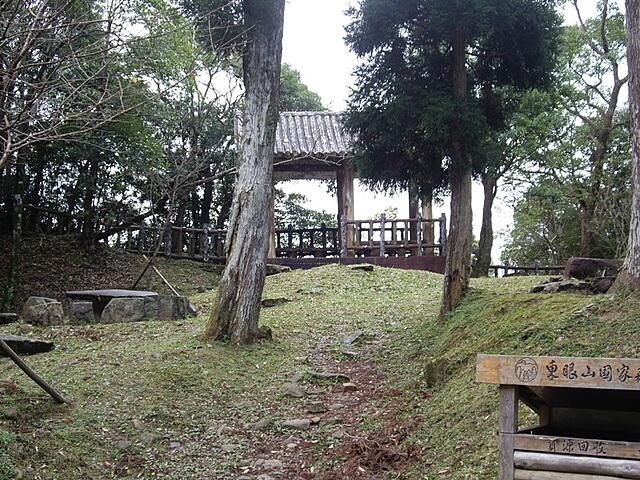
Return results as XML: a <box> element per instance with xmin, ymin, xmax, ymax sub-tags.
<box><xmin>476</xmin><ymin>354</ymin><xmax>640</xmax><ymax>391</ymax></box>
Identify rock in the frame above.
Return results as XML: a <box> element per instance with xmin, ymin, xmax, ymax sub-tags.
<box><xmin>529</xmin><ymin>283</ymin><xmax>550</xmax><ymax>293</ymax></box>
<box><xmin>101</xmin><ymin>298</ymin><xmax>146</xmax><ymax>323</ymax></box>
<box><xmin>281</xmin><ymin>419</ymin><xmax>311</xmax><ymax>431</ymax></box>
<box><xmin>330</xmin><ymin>429</ymin><xmax>345</xmax><ymax>439</ymax></box>
<box><xmin>554</xmin><ymin>281</ymin><xmax>592</xmax><ymax>292</ymax></box>
<box><xmin>591</xmin><ymin>276</ymin><xmax>616</xmax><ymax>294</ymax></box>
<box><xmin>69</xmin><ymin>302</ymin><xmax>94</xmax><ymax>323</ymax></box>
<box><xmin>1</xmin><ymin>405</ymin><xmax>19</xmax><ymax>420</ymax></box>
<box><xmin>261</xmin><ymin>298</ymin><xmax>290</xmax><ymax>307</ymax></box>
<box><xmin>18</xmin><ymin>324</ymin><xmax>33</xmax><ymax>335</ymax></box>
<box><xmin>350</xmin><ymin>263</ymin><xmax>374</xmax><ymax>272</ymax></box>
<box><xmin>342</xmin><ymin>331</ymin><xmax>364</xmax><ymax>347</ymax></box>
<box><xmin>0</xmin><ymin>334</ymin><xmax>54</xmax><ymax>355</ymax></box>
<box><xmin>216</xmin><ymin>425</ymin><xmax>233</xmax><ymax>436</ymax></box>
<box><xmin>156</xmin><ymin>295</ymin><xmax>188</xmax><ymax>321</ymax></box>
<box><xmin>22</xmin><ymin>297</ymin><xmax>64</xmax><ymax>326</ymax></box>
<box><xmin>261</xmin><ymin>460</ymin><xmax>283</xmax><ymax>471</ymax></box>
<box><xmin>116</xmin><ymin>440</ymin><xmax>132</xmax><ymax>450</ymax></box>
<box><xmin>132</xmin><ymin>419</ymin><xmax>145</xmax><ymax>431</ymax></box>
<box><xmin>266</xmin><ymin>264</ymin><xmax>291</xmax><ymax>276</ymax></box>
<box><xmin>307</xmin><ymin>402</ymin><xmax>329</xmax><ymax>414</ymax></box>
<box><xmin>257</xmin><ymin>475</ymin><xmax>276</xmax><ymax>480</ymax></box>
<box><xmin>257</xmin><ymin>325</ymin><xmax>273</xmax><ymax>341</ymax></box>
<box><xmin>283</xmin><ymin>383</ymin><xmax>306</xmax><ymax>398</ymax></box>
<box><xmin>565</xmin><ymin>257</ymin><xmax>622</xmax><ymax>280</ymax></box>
<box><xmin>343</xmin><ymin>382</ymin><xmax>358</xmax><ymax>392</ymax></box>
<box><xmin>220</xmin><ymin>444</ymin><xmax>240</xmax><ymax>452</ymax></box>
<box><xmin>319</xmin><ymin>418</ymin><xmax>342</xmax><ymax>428</ymax></box>
<box><xmin>138</xmin><ymin>431</ymin><xmax>157</xmax><ymax>447</ymax></box>
<box><xmin>251</xmin><ymin>417</ymin><xmax>272</xmax><ymax>430</ymax></box>
<box><xmin>0</xmin><ymin>313</ymin><xmax>19</xmax><ymax>325</ymax></box>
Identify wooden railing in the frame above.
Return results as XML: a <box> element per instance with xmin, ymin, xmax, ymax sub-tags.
<box><xmin>341</xmin><ymin>213</ymin><xmax>447</xmax><ymax>258</ymax></box>
<box><xmin>1</xmin><ymin>203</ymin><xmax>448</xmax><ymax>261</ymax></box>
<box><xmin>488</xmin><ymin>264</ymin><xmax>565</xmax><ymax>277</ymax></box>
<box><xmin>107</xmin><ymin>223</ymin><xmax>227</xmax><ymax>261</ymax></box>
<box><xmin>275</xmin><ymin>223</ymin><xmax>340</xmax><ymax>258</ymax></box>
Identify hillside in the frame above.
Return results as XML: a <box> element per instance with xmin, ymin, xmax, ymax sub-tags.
<box><xmin>1</xmin><ymin>238</ymin><xmax>639</xmax><ymax>479</ymax></box>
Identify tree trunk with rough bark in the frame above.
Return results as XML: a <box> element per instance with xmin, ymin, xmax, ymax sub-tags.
<box><xmin>203</xmin><ymin>0</ymin><xmax>285</xmax><ymax>344</ymax></box>
<box><xmin>615</xmin><ymin>0</ymin><xmax>640</xmax><ymax>289</ymax></box>
<box><xmin>473</xmin><ymin>173</ymin><xmax>497</xmax><ymax>277</ymax></box>
<box><xmin>441</xmin><ymin>24</ymin><xmax>473</xmax><ymax>315</ymax></box>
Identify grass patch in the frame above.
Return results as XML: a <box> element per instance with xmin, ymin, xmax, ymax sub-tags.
<box><xmin>0</xmin><ymin>260</ymin><xmax>637</xmax><ymax>478</ymax></box>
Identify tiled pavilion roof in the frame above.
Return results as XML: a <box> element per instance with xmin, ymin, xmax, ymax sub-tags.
<box><xmin>275</xmin><ymin>111</ymin><xmax>351</xmax><ymax>158</ymax></box>
<box><xmin>273</xmin><ymin>111</ymin><xmax>352</xmax><ymax>181</ymax></box>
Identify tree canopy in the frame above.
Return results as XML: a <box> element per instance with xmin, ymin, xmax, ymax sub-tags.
<box><xmin>344</xmin><ymin>0</ymin><xmax>561</xmax><ymax>311</ymax></box>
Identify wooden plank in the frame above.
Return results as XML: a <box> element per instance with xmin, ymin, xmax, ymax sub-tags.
<box><xmin>514</xmin><ymin>451</ymin><xmax>640</xmax><ymax>478</ymax></box>
<box><xmin>477</xmin><ymin>355</ymin><xmax>640</xmax><ymax>390</ymax></box>
<box><xmin>515</xmin><ymin>469</ymin><xmax>625</xmax><ymax>479</ymax></box>
<box><xmin>515</xmin><ymin>434</ymin><xmax>640</xmax><ymax>460</ymax></box>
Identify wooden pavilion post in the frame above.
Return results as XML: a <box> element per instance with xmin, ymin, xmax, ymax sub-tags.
<box><xmin>409</xmin><ymin>185</ymin><xmax>419</xmax><ymax>255</ymax></box>
<box><xmin>337</xmin><ymin>160</ymin><xmax>355</xmax><ymax>255</ymax></box>
<box><xmin>422</xmin><ymin>198</ymin><xmax>434</xmax><ymax>255</ymax></box>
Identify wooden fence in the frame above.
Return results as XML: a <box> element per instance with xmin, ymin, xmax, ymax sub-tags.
<box><xmin>488</xmin><ymin>264</ymin><xmax>565</xmax><ymax>277</ymax></box>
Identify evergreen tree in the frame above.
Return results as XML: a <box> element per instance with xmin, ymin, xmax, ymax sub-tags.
<box><xmin>344</xmin><ymin>0</ymin><xmax>561</xmax><ymax>313</ymax></box>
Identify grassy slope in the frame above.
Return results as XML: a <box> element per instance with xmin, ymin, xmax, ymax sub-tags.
<box><xmin>0</xmin><ymin>260</ymin><xmax>638</xmax><ymax>479</ymax></box>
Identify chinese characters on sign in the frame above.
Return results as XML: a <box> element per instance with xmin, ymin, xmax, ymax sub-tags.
<box><xmin>544</xmin><ymin>359</ymin><xmax>637</xmax><ymax>384</ymax></box>
<box><xmin>547</xmin><ymin>438</ymin><xmax>608</xmax><ymax>456</ymax></box>
<box><xmin>511</xmin><ymin>356</ymin><xmax>640</xmax><ymax>387</ymax></box>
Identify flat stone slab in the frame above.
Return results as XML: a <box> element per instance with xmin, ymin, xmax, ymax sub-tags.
<box><xmin>0</xmin><ymin>313</ymin><xmax>19</xmax><ymax>325</ymax></box>
<box><xmin>0</xmin><ymin>334</ymin><xmax>54</xmax><ymax>356</ymax></box>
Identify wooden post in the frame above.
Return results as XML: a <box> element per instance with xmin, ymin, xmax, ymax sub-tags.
<box><xmin>408</xmin><ymin>185</ymin><xmax>419</xmax><ymax>249</ymax></box>
<box><xmin>337</xmin><ymin>160</ymin><xmax>355</xmax><ymax>251</ymax></box>
<box><xmin>417</xmin><ymin>215</ymin><xmax>423</xmax><ymax>256</ymax></box>
<box><xmin>379</xmin><ymin>214</ymin><xmax>386</xmax><ymax>257</ymax></box>
<box><xmin>499</xmin><ymin>385</ymin><xmax>518</xmax><ymax>480</ymax></box>
<box><xmin>422</xmin><ymin>199</ymin><xmax>434</xmax><ymax>255</ymax></box>
<box><xmin>203</xmin><ymin>223</ymin><xmax>211</xmax><ymax>262</ymax></box>
<box><xmin>340</xmin><ymin>215</ymin><xmax>348</xmax><ymax>258</ymax></box>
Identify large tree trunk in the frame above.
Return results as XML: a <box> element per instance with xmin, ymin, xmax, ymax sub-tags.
<box><xmin>614</xmin><ymin>0</ymin><xmax>640</xmax><ymax>289</ymax></box>
<box><xmin>203</xmin><ymin>0</ymin><xmax>285</xmax><ymax>344</ymax></box>
<box><xmin>473</xmin><ymin>173</ymin><xmax>497</xmax><ymax>277</ymax></box>
<box><xmin>441</xmin><ymin>23</ymin><xmax>473</xmax><ymax>315</ymax></box>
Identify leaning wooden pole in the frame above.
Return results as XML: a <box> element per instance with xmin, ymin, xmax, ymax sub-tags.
<box><xmin>0</xmin><ymin>338</ymin><xmax>66</xmax><ymax>404</ymax></box>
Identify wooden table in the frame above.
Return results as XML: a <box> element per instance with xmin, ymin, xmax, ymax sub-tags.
<box><xmin>66</xmin><ymin>289</ymin><xmax>159</xmax><ymax>321</ymax></box>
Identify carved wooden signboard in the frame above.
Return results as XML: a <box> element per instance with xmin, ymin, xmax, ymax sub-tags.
<box><xmin>477</xmin><ymin>354</ymin><xmax>640</xmax><ymax>390</ymax></box>
<box><xmin>476</xmin><ymin>354</ymin><xmax>640</xmax><ymax>480</ymax></box>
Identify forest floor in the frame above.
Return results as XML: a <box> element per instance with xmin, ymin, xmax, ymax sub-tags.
<box><xmin>1</xmin><ymin>235</ymin><xmax>640</xmax><ymax>479</ymax></box>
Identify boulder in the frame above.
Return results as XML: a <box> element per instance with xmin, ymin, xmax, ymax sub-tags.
<box><xmin>101</xmin><ymin>297</ymin><xmax>146</xmax><ymax>323</ymax></box>
<box><xmin>565</xmin><ymin>257</ymin><xmax>622</xmax><ymax>280</ymax></box>
<box><xmin>69</xmin><ymin>301</ymin><xmax>94</xmax><ymax>323</ymax></box>
<box><xmin>22</xmin><ymin>297</ymin><xmax>64</xmax><ymax>326</ymax></box>
<box><xmin>156</xmin><ymin>295</ymin><xmax>188</xmax><ymax>321</ymax></box>
<box><xmin>266</xmin><ymin>264</ymin><xmax>291</xmax><ymax>276</ymax></box>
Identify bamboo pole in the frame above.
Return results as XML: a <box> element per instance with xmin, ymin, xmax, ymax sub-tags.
<box><xmin>0</xmin><ymin>338</ymin><xmax>66</xmax><ymax>404</ymax></box>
